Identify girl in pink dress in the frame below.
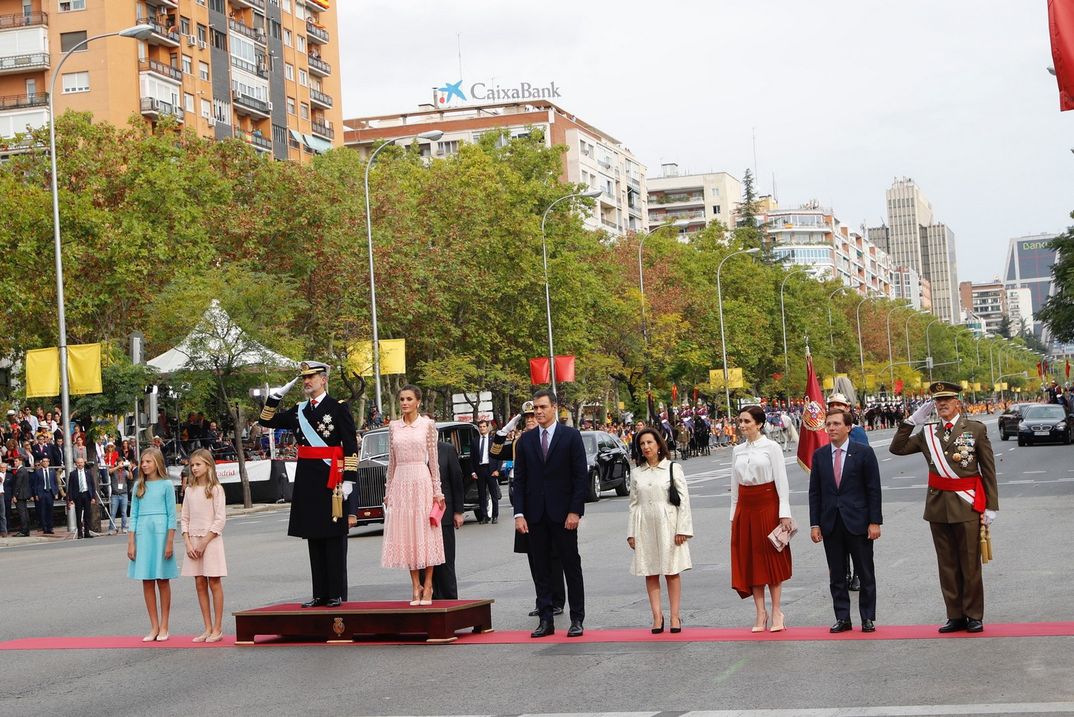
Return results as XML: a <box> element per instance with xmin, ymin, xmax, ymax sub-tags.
<box><xmin>380</xmin><ymin>384</ymin><xmax>446</xmax><ymax>605</ymax></box>
<box><xmin>181</xmin><ymin>448</ymin><xmax>227</xmax><ymax>643</ymax></box>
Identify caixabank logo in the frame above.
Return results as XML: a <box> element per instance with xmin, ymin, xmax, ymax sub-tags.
<box><xmin>435</xmin><ymin>79</ymin><xmax>562</xmax><ymax>106</ymax></box>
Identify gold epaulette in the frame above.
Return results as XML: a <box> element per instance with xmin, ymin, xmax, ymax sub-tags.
<box><xmin>260</xmin><ymin>406</ymin><xmax>276</xmax><ymax>420</ymax></box>
<box><xmin>490</xmin><ymin>443</ymin><xmax>503</xmax><ymax>456</ymax></box>
<box><xmin>343</xmin><ymin>455</ymin><xmax>359</xmax><ymax>471</ymax></box>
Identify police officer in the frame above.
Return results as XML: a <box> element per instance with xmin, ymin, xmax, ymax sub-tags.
<box><xmin>259</xmin><ymin>361</ymin><xmax>359</xmax><ymax>608</ymax></box>
<box><xmin>890</xmin><ymin>381</ymin><xmax>998</xmax><ymax>633</ymax></box>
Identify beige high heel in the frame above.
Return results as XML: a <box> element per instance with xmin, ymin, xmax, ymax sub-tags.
<box><xmin>752</xmin><ymin>610</ymin><xmax>768</xmax><ymax>633</ymax></box>
<box><xmin>419</xmin><ymin>587</ymin><xmax>433</xmax><ymax>606</ymax></box>
<box><xmin>192</xmin><ymin>631</ymin><xmax>210</xmax><ymax>643</ymax></box>
<box><xmin>205</xmin><ymin>632</ymin><xmax>223</xmax><ymax>643</ymax></box>
<box><xmin>770</xmin><ymin>611</ymin><xmax>786</xmax><ymax>632</ymax></box>
<box><xmin>409</xmin><ymin>587</ymin><xmax>421</xmax><ymax>606</ymax></box>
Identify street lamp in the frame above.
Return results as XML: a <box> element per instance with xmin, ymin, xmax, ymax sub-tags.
<box><xmin>924</xmin><ymin>318</ymin><xmax>940</xmax><ymax>382</ymax></box>
<box><xmin>779</xmin><ymin>266</ymin><xmax>807</xmax><ymax>376</ymax></box>
<box><xmin>637</xmin><ymin>234</ymin><xmax>647</xmax><ymax>341</ymax></box>
<box><xmin>885</xmin><ymin>305</ymin><xmax>902</xmax><ymax>393</ymax></box>
<box><xmin>827</xmin><ymin>286</ymin><xmax>847</xmax><ymax>374</ymax></box>
<box><xmin>48</xmin><ymin>23</ymin><xmax>153</xmax><ymax>479</ymax></box>
<box><xmin>363</xmin><ymin>129</ymin><xmax>444</xmax><ymax>415</ymax></box>
<box><xmin>540</xmin><ymin>189</ymin><xmax>602</xmax><ymax>396</ymax></box>
<box><xmin>717</xmin><ymin>248</ymin><xmax>760</xmax><ymax>418</ymax></box>
<box><xmin>855</xmin><ymin>289</ymin><xmax>878</xmax><ymax>403</ymax></box>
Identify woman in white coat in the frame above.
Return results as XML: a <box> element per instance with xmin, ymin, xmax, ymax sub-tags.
<box><xmin>627</xmin><ymin>427</ymin><xmax>693</xmax><ymax>634</ymax></box>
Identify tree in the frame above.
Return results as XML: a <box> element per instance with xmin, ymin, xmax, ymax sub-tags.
<box><xmin>1037</xmin><ymin>217</ymin><xmax>1074</xmax><ymax>343</ymax></box>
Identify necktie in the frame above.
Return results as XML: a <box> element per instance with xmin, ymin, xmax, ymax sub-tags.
<box><xmin>79</xmin><ymin>470</ymin><xmax>86</xmax><ymax>493</ymax></box>
<box><xmin>481</xmin><ymin>436</ymin><xmax>487</xmax><ymax>465</ymax></box>
<box><xmin>541</xmin><ymin>429</ymin><xmax>549</xmax><ymax>459</ymax></box>
<box><xmin>834</xmin><ymin>447</ymin><xmax>843</xmax><ymax>489</ymax></box>
<box><xmin>44</xmin><ymin>471</ymin><xmax>50</xmax><ymax>491</ymax></box>
<box><xmin>311</xmin><ymin>398</ymin><xmax>318</xmax><ymax>409</ymax></box>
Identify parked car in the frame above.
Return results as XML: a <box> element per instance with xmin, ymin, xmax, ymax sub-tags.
<box><xmin>998</xmin><ymin>403</ymin><xmax>1031</xmax><ymax>441</ymax></box>
<box><xmin>1016</xmin><ymin>404</ymin><xmax>1073</xmax><ymax>446</ymax></box>
<box><xmin>580</xmin><ymin>430</ymin><xmax>632</xmax><ymax>502</ymax></box>
<box><xmin>352</xmin><ymin>421</ymin><xmax>487</xmax><ymax>527</ymax></box>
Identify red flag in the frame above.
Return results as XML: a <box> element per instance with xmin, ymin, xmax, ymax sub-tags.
<box><xmin>553</xmin><ymin>355</ymin><xmax>575</xmax><ymax>383</ymax></box>
<box><xmin>796</xmin><ymin>353</ymin><xmax>830</xmax><ymax>473</ymax></box>
<box><xmin>1066</xmin><ymin>359</ymin><xmax>1071</xmax><ymax>379</ymax></box>
<box><xmin>692</xmin><ymin>387</ymin><xmax>699</xmax><ymax>403</ymax></box>
<box><xmin>1037</xmin><ymin>361</ymin><xmax>1043</xmax><ymax>378</ymax></box>
<box><xmin>1050</xmin><ymin>0</ymin><xmax>1074</xmax><ymax>110</ymax></box>
<box><xmin>671</xmin><ymin>383</ymin><xmax>679</xmax><ymax>403</ymax></box>
<box><xmin>529</xmin><ymin>357</ymin><xmax>550</xmax><ymax>385</ymax></box>
<box><xmin>893</xmin><ymin>379</ymin><xmax>904</xmax><ymax>395</ymax></box>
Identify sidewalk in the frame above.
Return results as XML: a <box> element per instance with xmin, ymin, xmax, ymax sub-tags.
<box><xmin>0</xmin><ymin>503</ymin><xmax>288</xmax><ymax>549</ymax></box>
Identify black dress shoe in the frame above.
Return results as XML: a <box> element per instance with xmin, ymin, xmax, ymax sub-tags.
<box><xmin>301</xmin><ymin>598</ymin><xmax>326</xmax><ymax>608</ymax></box>
<box><xmin>528</xmin><ymin>608</ymin><xmax>540</xmax><ymax>617</ymax></box>
<box><xmin>965</xmin><ymin>618</ymin><xmax>984</xmax><ymax>633</ymax></box>
<box><xmin>830</xmin><ymin>619</ymin><xmax>853</xmax><ymax>633</ymax></box>
<box><xmin>566</xmin><ymin>620</ymin><xmax>584</xmax><ymax>638</ymax></box>
<box><xmin>490</xmin><ymin>517</ymin><xmax>498</xmax><ymax>524</ymax></box>
<box><xmin>84</xmin><ymin>533</ymin><xmax>94</xmax><ymax>539</ymax></box>
<box><xmin>861</xmin><ymin>619</ymin><xmax>875</xmax><ymax>633</ymax></box>
<box><xmin>848</xmin><ymin>574</ymin><xmax>861</xmax><ymax>592</ymax></box>
<box><xmin>938</xmin><ymin>618</ymin><xmax>967</xmax><ymax>633</ymax></box>
<box><xmin>552</xmin><ymin>606</ymin><xmax>564</xmax><ymax>616</ymax></box>
<box><xmin>670</xmin><ymin>620</ymin><xmax>683</xmax><ymax>634</ymax></box>
<box><xmin>325</xmin><ymin>598</ymin><xmax>343</xmax><ymax>608</ymax></box>
<box><xmin>651</xmin><ymin>619</ymin><xmax>664</xmax><ymax>634</ymax></box>
<box><xmin>530</xmin><ymin>620</ymin><xmax>555</xmax><ymax>638</ymax></box>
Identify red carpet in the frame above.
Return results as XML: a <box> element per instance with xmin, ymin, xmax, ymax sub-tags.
<box><xmin>2</xmin><ymin>622</ymin><xmax>1073</xmax><ymax>650</ymax></box>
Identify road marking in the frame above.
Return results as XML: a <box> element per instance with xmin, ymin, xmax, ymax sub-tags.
<box><xmin>882</xmin><ymin>458</ymin><xmax>893</xmax><ymax>462</ymax></box>
<box><xmin>1023</xmin><ymin>470</ymin><xmax>1047</xmax><ymax>474</ymax></box>
<box><xmin>673</xmin><ymin>703</ymin><xmax>1074</xmax><ymax>716</ymax></box>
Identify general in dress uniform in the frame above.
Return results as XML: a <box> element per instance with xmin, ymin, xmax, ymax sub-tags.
<box><xmin>259</xmin><ymin>361</ymin><xmax>359</xmax><ymax>608</ymax></box>
<box><xmin>889</xmin><ymin>381</ymin><xmax>999</xmax><ymax>633</ymax></box>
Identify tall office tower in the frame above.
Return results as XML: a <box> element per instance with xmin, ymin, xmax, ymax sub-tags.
<box><xmin>0</xmin><ymin>0</ymin><xmax>342</xmax><ymax>161</ymax></box>
<box><xmin>1003</xmin><ymin>233</ymin><xmax>1058</xmax><ymax>339</ymax></box>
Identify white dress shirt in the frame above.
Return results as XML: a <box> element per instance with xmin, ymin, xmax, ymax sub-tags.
<box><xmin>730</xmin><ymin>435</ymin><xmax>792</xmax><ymax>520</ymax></box>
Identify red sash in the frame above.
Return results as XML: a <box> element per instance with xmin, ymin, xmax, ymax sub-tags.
<box><xmin>297</xmin><ymin>445</ymin><xmax>344</xmax><ymax>489</ymax></box>
<box><xmin>928</xmin><ymin>472</ymin><xmax>985</xmax><ymax>513</ymax></box>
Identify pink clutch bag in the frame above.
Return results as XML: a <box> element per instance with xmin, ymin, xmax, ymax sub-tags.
<box><xmin>429</xmin><ymin>501</ymin><xmax>445</xmax><ymax>527</ymax></box>
<box><xmin>767</xmin><ymin>519</ymin><xmax>798</xmax><ymax>552</ymax></box>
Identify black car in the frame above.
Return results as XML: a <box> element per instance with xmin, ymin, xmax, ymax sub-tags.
<box><xmin>1017</xmin><ymin>404</ymin><xmax>1073</xmax><ymax>446</ymax></box>
<box><xmin>580</xmin><ymin>430</ymin><xmax>632</xmax><ymax>502</ymax></box>
<box><xmin>352</xmin><ymin>421</ymin><xmax>486</xmax><ymax>526</ymax></box>
<box><xmin>998</xmin><ymin>403</ymin><xmax>1031</xmax><ymax>441</ymax></box>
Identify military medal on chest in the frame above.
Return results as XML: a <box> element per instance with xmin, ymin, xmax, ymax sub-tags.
<box><xmin>951</xmin><ymin>431</ymin><xmax>976</xmax><ymax>467</ymax></box>
<box><xmin>317</xmin><ymin>414</ymin><xmax>334</xmax><ymax>439</ymax></box>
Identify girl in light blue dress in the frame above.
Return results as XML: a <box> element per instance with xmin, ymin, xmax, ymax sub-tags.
<box><xmin>127</xmin><ymin>447</ymin><xmax>178</xmax><ymax>641</ymax></box>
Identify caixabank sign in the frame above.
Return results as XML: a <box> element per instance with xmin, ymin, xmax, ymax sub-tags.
<box><xmin>434</xmin><ymin>79</ymin><xmax>562</xmax><ymax>106</ymax></box>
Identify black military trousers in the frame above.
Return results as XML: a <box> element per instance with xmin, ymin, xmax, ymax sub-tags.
<box><xmin>307</xmin><ymin>536</ymin><xmax>347</xmax><ymax>601</ymax></box>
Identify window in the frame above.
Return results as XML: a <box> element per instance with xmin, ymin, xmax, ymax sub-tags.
<box><xmin>209</xmin><ymin>0</ymin><xmax>224</xmax><ymax>11</ymax></box>
<box><xmin>184</xmin><ymin>93</ymin><xmax>194</xmax><ymax>112</ymax></box>
<box><xmin>712</xmin><ymin>205</ymin><xmax>721</xmax><ymax>215</ymax></box>
<box><xmin>197</xmin><ymin>24</ymin><xmax>207</xmax><ymax>43</ymax></box>
<box><xmin>298</xmin><ymin>69</ymin><xmax>307</xmax><ymax>87</ymax></box>
<box><xmin>199</xmin><ymin>61</ymin><xmax>209</xmax><ymax>81</ymax></box>
<box><xmin>270</xmin><ymin>20</ymin><xmax>281</xmax><ymax>40</ymax></box>
<box><xmin>60</xmin><ymin>31</ymin><xmax>88</xmax><ymax>53</ymax></box>
<box><xmin>59</xmin><ymin>0</ymin><xmax>85</xmax><ymax>11</ymax></box>
<box><xmin>211</xmin><ymin>29</ymin><xmax>226</xmax><ymax>50</ymax></box>
<box><xmin>62</xmin><ymin>71</ymin><xmax>89</xmax><ymax>93</ymax></box>
<box><xmin>286</xmin><ymin>97</ymin><xmax>295</xmax><ymax>115</ymax></box>
<box><xmin>282</xmin><ymin>0</ymin><xmax>291</xmax><ymax>11</ymax></box>
<box><xmin>25</xmin><ymin>78</ymin><xmax>37</xmax><ymax>96</ymax></box>
<box><xmin>296</xmin><ymin>35</ymin><xmax>305</xmax><ymax>53</ymax></box>
<box><xmin>295</xmin><ymin>3</ymin><xmax>305</xmax><ymax>20</ymax></box>
<box><xmin>182</xmin><ymin>54</ymin><xmax>192</xmax><ymax>74</ymax></box>
<box><xmin>300</xmin><ymin>102</ymin><xmax>308</xmax><ymax>119</ymax></box>
<box><xmin>283</xmin><ymin>29</ymin><xmax>292</xmax><ymax>47</ymax></box>
<box><xmin>179</xmin><ymin>16</ymin><xmax>191</xmax><ymax>35</ymax></box>
<box><xmin>200</xmin><ymin>99</ymin><xmax>210</xmax><ymax>119</ymax></box>
<box><xmin>285</xmin><ymin>63</ymin><xmax>294</xmax><ymax>81</ymax></box>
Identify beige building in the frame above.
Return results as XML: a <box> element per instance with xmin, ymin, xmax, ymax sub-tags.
<box><xmin>343</xmin><ymin>100</ymin><xmax>647</xmax><ymax>234</ymax></box>
<box><xmin>0</xmin><ymin>0</ymin><xmax>342</xmax><ymax>161</ymax></box>
<box><xmin>645</xmin><ymin>163</ymin><xmax>741</xmax><ymax>235</ymax></box>
<box><xmin>958</xmin><ymin>280</ymin><xmax>1007</xmax><ymax>336</ymax></box>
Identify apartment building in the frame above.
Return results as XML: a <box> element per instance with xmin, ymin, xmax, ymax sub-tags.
<box><xmin>0</xmin><ymin>0</ymin><xmax>342</xmax><ymax>161</ymax></box>
<box><xmin>958</xmin><ymin>280</ymin><xmax>1007</xmax><ymax>336</ymax></box>
<box><xmin>765</xmin><ymin>203</ymin><xmax>895</xmax><ymax>298</ymax></box>
<box><xmin>343</xmin><ymin>100</ymin><xmax>647</xmax><ymax>234</ymax></box>
<box><xmin>892</xmin><ymin>265</ymin><xmax>925</xmax><ymax>310</ymax></box>
<box><xmin>645</xmin><ymin>163</ymin><xmax>741</xmax><ymax>235</ymax></box>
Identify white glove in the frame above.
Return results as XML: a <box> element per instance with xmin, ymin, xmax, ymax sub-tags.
<box><xmin>498</xmin><ymin>413</ymin><xmax>521</xmax><ymax>436</ymax></box>
<box><xmin>342</xmin><ymin>482</ymin><xmax>353</xmax><ymax>499</ymax></box>
<box><xmin>269</xmin><ymin>376</ymin><xmax>299</xmax><ymax>401</ymax></box>
<box><xmin>909</xmin><ymin>400</ymin><xmax>934</xmax><ymax>426</ymax></box>
<box><xmin>983</xmin><ymin>509</ymin><xmax>996</xmax><ymax>526</ymax></box>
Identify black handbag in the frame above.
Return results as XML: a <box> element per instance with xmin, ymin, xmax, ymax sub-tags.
<box><xmin>668</xmin><ymin>461</ymin><xmax>681</xmax><ymax>507</ymax></box>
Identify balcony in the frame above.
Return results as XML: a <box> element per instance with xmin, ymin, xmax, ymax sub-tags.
<box><xmin>230</xmin><ymin>0</ymin><xmax>265</xmax><ymax>9</ymax></box>
<box><xmin>145</xmin><ymin>0</ymin><xmax>178</xmax><ymax>8</ymax></box>
<box><xmin>140</xmin><ymin>97</ymin><xmax>184</xmax><ymax>123</ymax></box>
<box><xmin>232</xmin><ymin>90</ymin><xmax>271</xmax><ymax>118</ymax></box>
<box><xmin>234</xmin><ymin>128</ymin><xmax>271</xmax><ymax>153</ymax></box>
<box><xmin>0</xmin><ymin>11</ymin><xmax>47</xmax><ymax>29</ymax></box>
<box><xmin>230</xmin><ymin>55</ymin><xmax>267</xmax><ymax>78</ymax></box>
<box><xmin>310</xmin><ymin>120</ymin><xmax>334</xmax><ymax>140</ymax></box>
<box><xmin>0</xmin><ymin>52</ymin><xmax>49</xmax><ymax>76</ymax></box>
<box><xmin>229</xmin><ymin>18</ymin><xmax>266</xmax><ymax>45</ymax></box>
<box><xmin>307</xmin><ymin>55</ymin><xmax>331</xmax><ymax>77</ymax></box>
<box><xmin>0</xmin><ymin>92</ymin><xmax>48</xmax><ymax>110</ymax></box>
<box><xmin>146</xmin><ymin>20</ymin><xmax>181</xmax><ymax>47</ymax></box>
<box><xmin>309</xmin><ymin>88</ymin><xmax>332</xmax><ymax>109</ymax></box>
<box><xmin>139</xmin><ymin>58</ymin><xmax>182</xmax><ymax>83</ymax></box>
<box><xmin>306</xmin><ymin>0</ymin><xmax>329</xmax><ymax>12</ymax></box>
<box><xmin>306</xmin><ymin>20</ymin><xmax>329</xmax><ymax>44</ymax></box>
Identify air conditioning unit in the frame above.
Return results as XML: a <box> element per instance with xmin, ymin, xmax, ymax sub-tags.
<box><xmin>197</xmin><ymin>40</ymin><xmax>207</xmax><ymax>50</ymax></box>
<box><xmin>186</xmin><ymin>35</ymin><xmax>197</xmax><ymax>46</ymax></box>
<box><xmin>207</xmin><ymin>117</ymin><xmax>216</xmax><ymax>127</ymax></box>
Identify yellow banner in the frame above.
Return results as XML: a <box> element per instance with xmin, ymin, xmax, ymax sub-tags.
<box><xmin>25</xmin><ymin>343</ymin><xmax>103</xmax><ymax>398</ymax></box>
<box><xmin>972</xmin><ymin>383</ymin><xmax>981</xmax><ymax>392</ymax></box>
<box><xmin>822</xmin><ymin>377</ymin><xmax>834</xmax><ymax>391</ymax></box>
<box><xmin>864</xmin><ymin>373</ymin><xmax>877</xmax><ymax>390</ymax></box>
<box><xmin>960</xmin><ymin>380</ymin><xmax>969</xmax><ymax>390</ymax></box>
<box><xmin>709</xmin><ymin>367</ymin><xmax>744</xmax><ymax>390</ymax></box>
<box><xmin>349</xmin><ymin>339</ymin><xmax>406</xmax><ymax>377</ymax></box>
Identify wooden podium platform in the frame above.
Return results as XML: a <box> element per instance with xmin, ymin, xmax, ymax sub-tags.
<box><xmin>233</xmin><ymin>599</ymin><xmax>494</xmax><ymax>645</ymax></box>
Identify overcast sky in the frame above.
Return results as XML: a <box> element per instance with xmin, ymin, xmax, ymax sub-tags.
<box><xmin>337</xmin><ymin>0</ymin><xmax>1072</xmax><ymax>283</ymax></box>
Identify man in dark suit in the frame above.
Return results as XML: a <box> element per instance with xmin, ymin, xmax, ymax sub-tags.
<box><xmin>809</xmin><ymin>408</ymin><xmax>883</xmax><ymax>633</ymax></box>
<box><xmin>66</xmin><ymin>457</ymin><xmax>98</xmax><ymax>539</ymax></box>
<box><xmin>890</xmin><ymin>381</ymin><xmax>998</xmax><ymax>634</ymax></box>
<box><xmin>31</xmin><ymin>458</ymin><xmax>59</xmax><ymax>534</ymax></box>
<box><xmin>512</xmin><ymin>389</ymin><xmax>588</xmax><ymax>638</ymax></box>
<box><xmin>11</xmin><ymin>456</ymin><xmax>32</xmax><ymax>536</ymax></box>
<box><xmin>473</xmin><ymin>419</ymin><xmax>501</xmax><ymax>524</ymax></box>
<box><xmin>0</xmin><ymin>461</ymin><xmax>9</xmax><ymax>537</ymax></box>
<box><xmin>432</xmin><ymin>441</ymin><xmax>466</xmax><ymax>600</ymax></box>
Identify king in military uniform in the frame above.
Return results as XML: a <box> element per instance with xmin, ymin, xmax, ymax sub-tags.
<box><xmin>259</xmin><ymin>361</ymin><xmax>359</xmax><ymax>608</ymax></box>
<box><xmin>890</xmin><ymin>381</ymin><xmax>999</xmax><ymax>633</ymax></box>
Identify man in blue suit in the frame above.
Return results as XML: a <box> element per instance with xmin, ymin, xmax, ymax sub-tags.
<box><xmin>809</xmin><ymin>408</ymin><xmax>883</xmax><ymax>633</ymax></box>
<box><xmin>512</xmin><ymin>389</ymin><xmax>588</xmax><ymax>638</ymax></box>
<box><xmin>31</xmin><ymin>458</ymin><xmax>59</xmax><ymax>534</ymax></box>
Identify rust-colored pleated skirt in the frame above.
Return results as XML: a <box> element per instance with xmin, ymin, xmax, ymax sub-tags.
<box><xmin>731</xmin><ymin>482</ymin><xmax>792</xmax><ymax>598</ymax></box>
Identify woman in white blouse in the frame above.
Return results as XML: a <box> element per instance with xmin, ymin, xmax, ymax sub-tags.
<box><xmin>627</xmin><ymin>427</ymin><xmax>693</xmax><ymax>633</ymax></box>
<box><xmin>730</xmin><ymin>405</ymin><xmax>794</xmax><ymax>632</ymax></box>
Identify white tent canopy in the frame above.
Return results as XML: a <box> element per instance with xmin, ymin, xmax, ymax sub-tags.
<box><xmin>147</xmin><ymin>299</ymin><xmax>298</xmax><ymax>374</ymax></box>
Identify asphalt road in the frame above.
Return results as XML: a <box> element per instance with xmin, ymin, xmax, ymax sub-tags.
<box><xmin>3</xmin><ymin>416</ymin><xmax>1074</xmax><ymax>717</ymax></box>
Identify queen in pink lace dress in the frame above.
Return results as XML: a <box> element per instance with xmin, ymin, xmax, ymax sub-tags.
<box><xmin>381</xmin><ymin>387</ymin><xmax>446</xmax><ymax>604</ymax></box>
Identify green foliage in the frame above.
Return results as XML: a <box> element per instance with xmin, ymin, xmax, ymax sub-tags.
<box><xmin>1038</xmin><ymin>218</ymin><xmax>1074</xmax><ymax>343</ymax></box>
